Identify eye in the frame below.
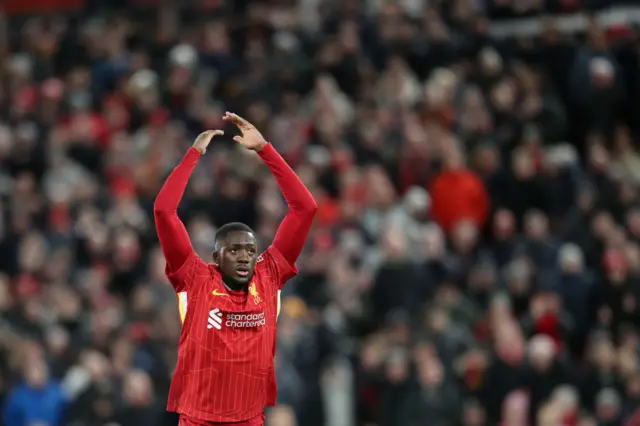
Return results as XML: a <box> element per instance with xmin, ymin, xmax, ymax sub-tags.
<box><xmin>248</xmin><ymin>248</ymin><xmax>256</xmax><ymax>255</ymax></box>
<box><xmin>229</xmin><ymin>249</ymin><xmax>237</xmax><ymax>254</ymax></box>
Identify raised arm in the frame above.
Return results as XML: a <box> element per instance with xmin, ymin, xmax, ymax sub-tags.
<box><xmin>154</xmin><ymin>130</ymin><xmax>223</xmax><ymax>274</ymax></box>
<box><xmin>259</xmin><ymin>144</ymin><xmax>317</xmax><ymax>264</ymax></box>
<box><xmin>223</xmin><ymin>112</ymin><xmax>317</xmax><ymax>266</ymax></box>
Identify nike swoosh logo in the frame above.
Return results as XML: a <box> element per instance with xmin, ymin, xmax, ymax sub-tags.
<box><xmin>212</xmin><ymin>290</ymin><xmax>228</xmax><ymax>297</ymax></box>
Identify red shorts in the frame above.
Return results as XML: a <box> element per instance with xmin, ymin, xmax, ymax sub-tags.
<box><xmin>179</xmin><ymin>413</ymin><xmax>265</xmax><ymax>426</ymax></box>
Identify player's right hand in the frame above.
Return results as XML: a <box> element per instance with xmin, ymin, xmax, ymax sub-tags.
<box><xmin>192</xmin><ymin>130</ymin><xmax>224</xmax><ymax>155</ymax></box>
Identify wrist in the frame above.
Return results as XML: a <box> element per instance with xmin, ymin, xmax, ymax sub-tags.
<box><xmin>190</xmin><ymin>146</ymin><xmax>204</xmax><ymax>156</ymax></box>
<box><xmin>253</xmin><ymin>141</ymin><xmax>268</xmax><ymax>152</ymax></box>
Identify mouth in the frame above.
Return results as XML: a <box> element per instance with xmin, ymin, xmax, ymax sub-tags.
<box><xmin>235</xmin><ymin>267</ymin><xmax>251</xmax><ymax>278</ymax></box>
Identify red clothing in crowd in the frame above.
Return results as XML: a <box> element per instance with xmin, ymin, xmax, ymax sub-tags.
<box><xmin>429</xmin><ymin>168</ymin><xmax>489</xmax><ymax>233</ymax></box>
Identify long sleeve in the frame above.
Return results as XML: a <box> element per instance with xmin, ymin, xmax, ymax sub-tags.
<box><xmin>258</xmin><ymin>143</ymin><xmax>317</xmax><ymax>266</ymax></box>
<box><xmin>154</xmin><ymin>147</ymin><xmax>200</xmax><ymax>274</ymax></box>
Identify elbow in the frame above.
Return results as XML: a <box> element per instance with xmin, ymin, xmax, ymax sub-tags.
<box><xmin>153</xmin><ymin>203</ymin><xmax>164</xmax><ymax>215</ymax></box>
<box><xmin>153</xmin><ymin>192</ymin><xmax>175</xmax><ymax>215</ymax></box>
<box><xmin>292</xmin><ymin>200</ymin><xmax>318</xmax><ymax>222</ymax></box>
<box><xmin>304</xmin><ymin>197</ymin><xmax>319</xmax><ymax>216</ymax></box>
<box><xmin>153</xmin><ymin>200</ymin><xmax>171</xmax><ymax>216</ymax></box>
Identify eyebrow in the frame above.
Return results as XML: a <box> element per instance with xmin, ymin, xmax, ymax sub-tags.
<box><xmin>226</xmin><ymin>243</ymin><xmax>257</xmax><ymax>248</ymax></box>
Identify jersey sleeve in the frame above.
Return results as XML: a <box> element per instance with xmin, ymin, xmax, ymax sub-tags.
<box><xmin>261</xmin><ymin>244</ymin><xmax>298</xmax><ymax>290</ymax></box>
<box><xmin>165</xmin><ymin>251</ymin><xmax>210</xmax><ymax>293</ymax></box>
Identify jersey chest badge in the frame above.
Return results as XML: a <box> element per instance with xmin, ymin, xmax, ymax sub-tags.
<box><xmin>249</xmin><ymin>282</ymin><xmax>262</xmax><ymax>305</ymax></box>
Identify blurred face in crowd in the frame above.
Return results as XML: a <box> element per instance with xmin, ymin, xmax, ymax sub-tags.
<box><xmin>604</xmin><ymin>249</ymin><xmax>628</xmax><ymax>283</ymax></box>
<box><xmin>417</xmin><ymin>352</ymin><xmax>444</xmax><ymax>387</ymax></box>
<box><xmin>524</xmin><ymin>211</ymin><xmax>548</xmax><ymax>240</ymax></box>
<box><xmin>113</xmin><ymin>229</ymin><xmax>141</xmax><ymax>268</ymax></box>
<box><xmin>360</xmin><ymin>336</ymin><xmax>387</xmax><ymax>371</ymax></box>
<box><xmin>618</xmin><ymin>181</ymin><xmax>635</xmax><ymax>206</ymax></box>
<box><xmin>625</xmin><ymin>373</ymin><xmax>640</xmax><ymax>400</ymax></box>
<box><xmin>551</xmin><ymin>386</ymin><xmax>579</xmax><ymax>417</ymax></box>
<box><xmin>268</xmin><ymin>405</ymin><xmax>297</xmax><ymax>426</ymax></box>
<box><xmin>502</xmin><ymin>391</ymin><xmax>529</xmax><ymax>426</ymax></box>
<box><xmin>426</xmin><ymin>308</ymin><xmax>450</xmax><ymax>333</ymax></box>
<box><xmin>620</xmin><ymin>328</ymin><xmax>640</xmax><ymax>351</ymax></box>
<box><xmin>385</xmin><ymin>349</ymin><xmax>409</xmax><ymax>384</ymax></box>
<box><xmin>626</xmin><ymin>209</ymin><xmax>640</xmax><ymax>237</ymax></box>
<box><xmin>625</xmin><ymin>242</ymin><xmax>640</xmax><ymax>271</ymax></box>
<box><xmin>559</xmin><ymin>244</ymin><xmax>584</xmax><ymax>275</ymax></box>
<box><xmin>463</xmin><ymin>402</ymin><xmax>486</xmax><ymax>426</ymax></box>
<box><xmin>506</xmin><ymin>259</ymin><xmax>532</xmax><ymax>297</ymax></box>
<box><xmin>490</xmin><ymin>295</ymin><xmax>512</xmax><ymax>321</ymax></box>
<box><xmin>46</xmin><ymin>326</ymin><xmax>70</xmax><ymax>357</ymax></box>
<box><xmin>576</xmin><ymin>188</ymin><xmax>594</xmax><ymax>212</ymax></box>
<box><xmin>452</xmin><ymin>220</ymin><xmax>478</xmax><ymax>254</ymax></box>
<box><xmin>111</xmin><ymin>335</ymin><xmax>134</xmax><ymax>374</ymax></box>
<box><xmin>592</xmin><ymin>211</ymin><xmax>615</xmax><ymax>240</ymax></box>
<box><xmin>479</xmin><ymin>47</ymin><xmax>503</xmax><ymax>77</ymax></box>
<box><xmin>23</xmin><ymin>358</ymin><xmax>49</xmax><ymax>389</ymax></box>
<box><xmin>590</xmin><ymin>340</ymin><xmax>616</xmax><ymax>371</ymax></box>
<box><xmin>421</xmin><ymin>225</ymin><xmax>445</xmax><ymax>260</ymax></box>
<box><xmin>618</xmin><ymin>348</ymin><xmax>638</xmax><ymax>377</ymax></box>
<box><xmin>366</xmin><ymin>166</ymin><xmax>395</xmax><ymax>209</ymax></box>
<box><xmin>529</xmin><ymin>335</ymin><xmax>556</xmax><ymax>372</ymax></box>
<box><xmin>381</xmin><ymin>229</ymin><xmax>407</xmax><ymax>261</ymax></box>
<box><xmin>0</xmin><ymin>275</ymin><xmax>12</xmax><ymax>311</ymax></box>
<box><xmin>595</xmin><ymin>390</ymin><xmax>620</xmax><ymax>422</ymax></box>
<box><xmin>131</xmin><ymin>285</ymin><xmax>154</xmax><ymax>315</ymax></box>
<box><xmin>614</xmin><ymin>126</ymin><xmax>632</xmax><ymax>151</ymax></box>
<box><xmin>18</xmin><ymin>232</ymin><xmax>48</xmax><ymax>273</ymax></box>
<box><xmin>493</xmin><ymin>209</ymin><xmax>516</xmax><ymax>240</ymax></box>
<box><xmin>587</xmin><ymin>21</ymin><xmax>607</xmax><ymax>52</ymax></box>
<box><xmin>434</xmin><ymin>284</ymin><xmax>461</xmax><ymax>308</ymax></box>
<box><xmin>124</xmin><ymin>370</ymin><xmax>152</xmax><ymax>406</ymax></box>
<box><xmin>469</xmin><ymin>263</ymin><xmax>496</xmax><ymax>293</ymax></box>
<box><xmin>490</xmin><ymin>79</ymin><xmax>516</xmax><ymax>113</ymax></box>
<box><xmin>474</xmin><ymin>145</ymin><xmax>500</xmax><ymax>176</ymax></box>
<box><xmin>495</xmin><ymin>322</ymin><xmax>525</xmax><ymax>365</ymax></box>
<box><xmin>577</xmin><ymin>417</ymin><xmax>597</xmax><ymax>426</ymax></box>
<box><xmin>512</xmin><ymin>150</ymin><xmax>535</xmax><ymax>180</ymax></box>
<box><xmin>82</xmin><ymin>350</ymin><xmax>110</xmax><ymax>381</ymax></box>
<box><xmin>589</xmin><ymin>142</ymin><xmax>610</xmax><ymax>171</ymax></box>
<box><xmin>403</xmin><ymin>187</ymin><xmax>430</xmax><ymax>219</ymax></box>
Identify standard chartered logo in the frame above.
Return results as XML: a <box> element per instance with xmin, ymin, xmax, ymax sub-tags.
<box><xmin>207</xmin><ymin>309</ymin><xmax>266</xmax><ymax>330</ymax></box>
<box><xmin>226</xmin><ymin>312</ymin><xmax>266</xmax><ymax>328</ymax></box>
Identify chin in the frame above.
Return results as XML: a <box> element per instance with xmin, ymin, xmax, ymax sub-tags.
<box><xmin>222</xmin><ymin>269</ymin><xmax>254</xmax><ymax>288</ymax></box>
<box><xmin>235</xmin><ymin>275</ymin><xmax>252</xmax><ymax>284</ymax></box>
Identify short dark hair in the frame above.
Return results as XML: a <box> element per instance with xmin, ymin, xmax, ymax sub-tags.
<box><xmin>214</xmin><ymin>222</ymin><xmax>255</xmax><ymax>247</ymax></box>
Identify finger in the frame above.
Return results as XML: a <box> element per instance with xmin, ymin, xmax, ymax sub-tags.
<box><xmin>233</xmin><ymin>136</ymin><xmax>243</xmax><ymax>144</ymax></box>
<box><xmin>198</xmin><ymin>129</ymin><xmax>223</xmax><ymax>142</ymax></box>
<box><xmin>224</xmin><ymin>112</ymin><xmax>250</xmax><ymax>128</ymax></box>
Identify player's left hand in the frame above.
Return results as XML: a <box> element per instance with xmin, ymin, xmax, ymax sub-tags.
<box><xmin>223</xmin><ymin>112</ymin><xmax>267</xmax><ymax>152</ymax></box>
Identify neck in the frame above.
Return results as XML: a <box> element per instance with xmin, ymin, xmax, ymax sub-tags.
<box><xmin>222</xmin><ymin>276</ymin><xmax>247</xmax><ymax>291</ymax></box>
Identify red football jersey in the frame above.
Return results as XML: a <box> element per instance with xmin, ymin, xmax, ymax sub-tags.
<box><xmin>166</xmin><ymin>245</ymin><xmax>296</xmax><ymax>423</ymax></box>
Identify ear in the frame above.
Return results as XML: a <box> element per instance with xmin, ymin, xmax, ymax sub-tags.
<box><xmin>212</xmin><ymin>250</ymin><xmax>220</xmax><ymax>266</ymax></box>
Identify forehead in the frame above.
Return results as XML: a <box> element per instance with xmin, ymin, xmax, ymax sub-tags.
<box><xmin>221</xmin><ymin>231</ymin><xmax>256</xmax><ymax>246</ymax></box>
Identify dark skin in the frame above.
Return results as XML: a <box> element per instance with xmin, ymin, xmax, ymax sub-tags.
<box><xmin>213</xmin><ymin>230</ymin><xmax>258</xmax><ymax>290</ymax></box>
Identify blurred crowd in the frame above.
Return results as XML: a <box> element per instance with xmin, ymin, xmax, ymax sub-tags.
<box><xmin>2</xmin><ymin>0</ymin><xmax>640</xmax><ymax>426</ymax></box>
